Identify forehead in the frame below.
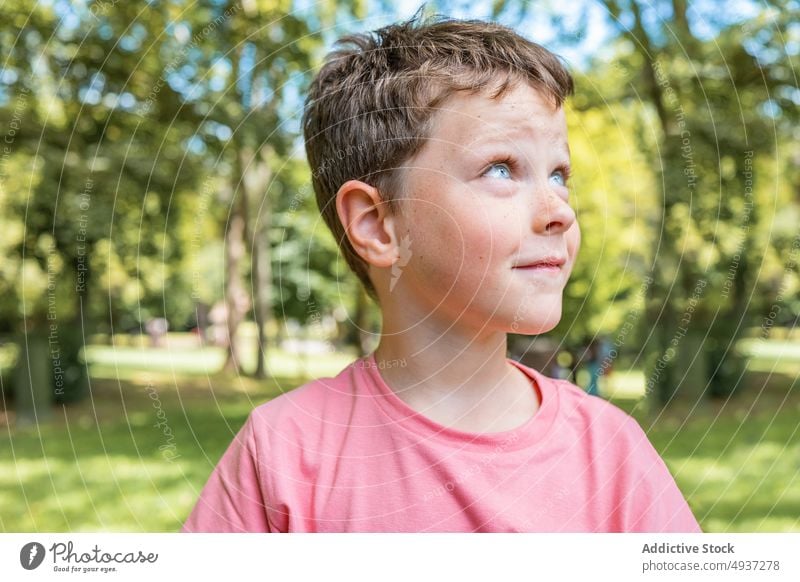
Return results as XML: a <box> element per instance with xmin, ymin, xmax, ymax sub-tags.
<box><xmin>426</xmin><ymin>83</ymin><xmax>568</xmax><ymax>151</ymax></box>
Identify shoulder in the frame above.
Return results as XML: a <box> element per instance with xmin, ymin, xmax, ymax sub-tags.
<box><xmin>538</xmin><ymin>375</ymin><xmax>700</xmax><ymax>531</ymax></box>
<box><xmin>243</xmin><ymin>359</ymin><xmax>360</xmax><ymax>447</ymax></box>
<box><xmin>546</xmin><ymin>378</ymin><xmax>681</xmax><ymax>491</ymax></box>
<box><xmin>547</xmin><ymin>376</ymin><xmax>651</xmax><ymax>446</ymax></box>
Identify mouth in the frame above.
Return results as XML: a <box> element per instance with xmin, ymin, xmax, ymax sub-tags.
<box><xmin>512</xmin><ymin>256</ymin><xmax>566</xmax><ymax>273</ymax></box>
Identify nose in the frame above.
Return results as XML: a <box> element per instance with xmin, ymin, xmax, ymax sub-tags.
<box><xmin>532</xmin><ymin>188</ymin><xmax>576</xmax><ymax>234</ymax></box>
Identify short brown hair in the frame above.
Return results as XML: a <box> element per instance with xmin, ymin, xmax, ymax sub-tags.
<box><xmin>302</xmin><ymin>12</ymin><xmax>574</xmax><ymax>301</ymax></box>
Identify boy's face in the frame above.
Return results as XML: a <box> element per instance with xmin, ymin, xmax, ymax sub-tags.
<box><xmin>390</xmin><ymin>82</ymin><xmax>580</xmax><ymax>335</ymax></box>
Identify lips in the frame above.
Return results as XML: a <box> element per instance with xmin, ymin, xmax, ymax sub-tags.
<box><xmin>512</xmin><ymin>256</ymin><xmax>566</xmax><ymax>269</ymax></box>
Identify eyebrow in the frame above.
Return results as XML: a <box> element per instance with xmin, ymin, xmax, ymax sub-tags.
<box><xmin>470</xmin><ymin>117</ymin><xmax>566</xmax><ymax>141</ymax></box>
<box><xmin>467</xmin><ymin>124</ymin><xmax>536</xmax><ymax>145</ymax></box>
<box><xmin>466</xmin><ymin>131</ymin><xmax>571</xmax><ymax>159</ymax></box>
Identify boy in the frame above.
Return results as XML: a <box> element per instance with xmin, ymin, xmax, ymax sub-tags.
<box><xmin>182</xmin><ymin>14</ymin><xmax>701</xmax><ymax>533</ymax></box>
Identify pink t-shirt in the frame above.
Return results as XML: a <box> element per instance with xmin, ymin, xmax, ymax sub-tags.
<box><xmin>181</xmin><ymin>352</ymin><xmax>701</xmax><ymax>532</ymax></box>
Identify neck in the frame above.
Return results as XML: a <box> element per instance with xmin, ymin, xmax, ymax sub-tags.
<box><xmin>372</xmin><ymin>293</ymin><xmax>537</xmax><ymax>432</ymax></box>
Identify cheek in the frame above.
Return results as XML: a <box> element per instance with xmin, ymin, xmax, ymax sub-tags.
<box><xmin>440</xmin><ymin>203</ymin><xmax>517</xmax><ymax>277</ymax></box>
<box><xmin>566</xmin><ymin>221</ymin><xmax>581</xmax><ymax>262</ymax></box>
<box><xmin>400</xmin><ymin>201</ymin><xmax>463</xmax><ymax>282</ymax></box>
<box><xmin>403</xmin><ymin>199</ymin><xmax>511</xmax><ymax>286</ymax></box>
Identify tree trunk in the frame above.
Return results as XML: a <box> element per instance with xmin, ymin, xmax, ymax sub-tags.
<box><xmin>14</xmin><ymin>329</ymin><xmax>53</xmax><ymax>426</ymax></box>
<box><xmin>251</xmin><ymin>216</ymin><xmax>272</xmax><ymax>378</ymax></box>
<box><xmin>223</xmin><ymin>191</ymin><xmax>247</xmax><ymax>373</ymax></box>
<box><xmin>243</xmin><ymin>147</ymin><xmax>273</xmax><ymax>379</ymax></box>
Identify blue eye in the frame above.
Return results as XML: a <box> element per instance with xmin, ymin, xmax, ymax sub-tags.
<box><xmin>550</xmin><ymin>169</ymin><xmax>568</xmax><ymax>187</ymax></box>
<box><xmin>484</xmin><ymin>162</ymin><xmax>512</xmax><ymax>180</ymax></box>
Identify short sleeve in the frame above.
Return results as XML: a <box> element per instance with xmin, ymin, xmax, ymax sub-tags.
<box><xmin>181</xmin><ymin>414</ymin><xmax>272</xmax><ymax>532</ymax></box>
<box><xmin>620</xmin><ymin>417</ymin><xmax>702</xmax><ymax>533</ymax></box>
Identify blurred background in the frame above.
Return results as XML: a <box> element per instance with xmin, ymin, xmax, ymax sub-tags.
<box><xmin>0</xmin><ymin>0</ymin><xmax>798</xmax><ymax>532</ymax></box>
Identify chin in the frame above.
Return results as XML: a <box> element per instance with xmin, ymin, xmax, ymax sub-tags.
<box><xmin>508</xmin><ymin>319</ymin><xmax>560</xmax><ymax>336</ymax></box>
<box><xmin>502</xmin><ymin>289</ymin><xmax>563</xmax><ymax>332</ymax></box>
<box><xmin>505</xmin><ymin>304</ymin><xmax>563</xmax><ymax>335</ymax></box>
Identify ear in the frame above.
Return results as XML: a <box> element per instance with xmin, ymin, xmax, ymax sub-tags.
<box><xmin>335</xmin><ymin>179</ymin><xmax>398</xmax><ymax>268</ymax></box>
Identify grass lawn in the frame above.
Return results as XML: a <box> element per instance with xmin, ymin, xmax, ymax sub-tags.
<box><xmin>605</xmin><ymin>367</ymin><xmax>800</xmax><ymax>532</ymax></box>
<box><xmin>1</xmin><ymin>340</ymin><xmax>798</xmax><ymax>532</ymax></box>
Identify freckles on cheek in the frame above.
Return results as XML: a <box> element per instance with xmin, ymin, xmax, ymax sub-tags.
<box><xmin>457</xmin><ymin>200</ymin><xmax>508</xmax><ymax>247</ymax></box>
<box><xmin>465</xmin><ymin>212</ymin><xmax>523</xmax><ymax>266</ymax></box>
